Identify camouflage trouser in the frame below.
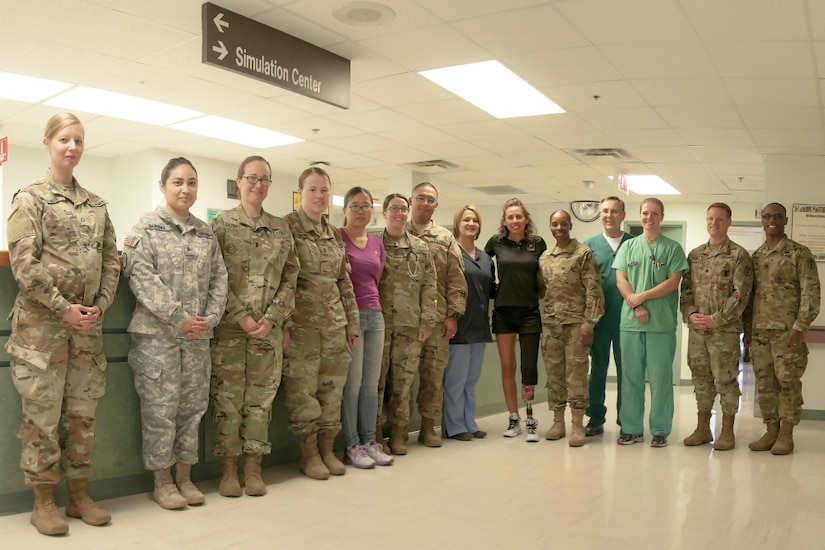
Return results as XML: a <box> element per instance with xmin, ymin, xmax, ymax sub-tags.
<box><xmin>210</xmin><ymin>326</ymin><xmax>283</xmax><ymax>457</ymax></box>
<box><xmin>6</xmin><ymin>309</ymin><xmax>106</xmax><ymax>485</ymax></box>
<box><xmin>687</xmin><ymin>329</ymin><xmax>741</xmax><ymax>415</ymax></box>
<box><xmin>751</xmin><ymin>329</ymin><xmax>808</xmax><ymax>424</ymax></box>
<box><xmin>377</xmin><ymin>327</ymin><xmax>423</xmax><ymax>427</ymax></box>
<box><xmin>541</xmin><ymin>324</ymin><xmax>590</xmax><ymax>410</ymax></box>
<box><xmin>129</xmin><ymin>334</ymin><xmax>211</xmax><ymax>470</ymax></box>
<box><xmin>282</xmin><ymin>325</ymin><xmax>351</xmax><ymax>436</ymax></box>
<box><xmin>415</xmin><ymin>329</ymin><xmax>449</xmax><ymax>419</ymax></box>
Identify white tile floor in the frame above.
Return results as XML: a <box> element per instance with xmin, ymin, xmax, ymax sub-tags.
<box><xmin>3</xmin><ymin>367</ymin><xmax>825</xmax><ymax>550</ymax></box>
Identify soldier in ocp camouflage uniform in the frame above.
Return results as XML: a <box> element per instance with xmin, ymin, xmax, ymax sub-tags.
<box><xmin>282</xmin><ymin>167</ymin><xmax>359</xmax><ymax>480</ymax></box>
<box><xmin>210</xmin><ymin>156</ymin><xmax>299</xmax><ymax>497</ymax></box>
<box><xmin>6</xmin><ymin>113</ymin><xmax>120</xmax><ymax>536</ymax></box>
<box><xmin>377</xmin><ymin>193</ymin><xmax>438</xmax><ymax>455</ymax></box>
<box><xmin>406</xmin><ymin>182</ymin><xmax>467</xmax><ymax>447</ymax></box>
<box><xmin>123</xmin><ymin>157</ymin><xmax>228</xmax><ymax>510</ymax></box>
<box><xmin>537</xmin><ymin>210</ymin><xmax>604</xmax><ymax>447</ymax></box>
<box><xmin>680</xmin><ymin>203</ymin><xmax>753</xmax><ymax>450</ymax></box>
<box><xmin>745</xmin><ymin>202</ymin><xmax>820</xmax><ymax>455</ymax></box>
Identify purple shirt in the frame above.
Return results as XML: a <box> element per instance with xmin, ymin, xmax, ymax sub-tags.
<box><xmin>341</xmin><ymin>229</ymin><xmax>385</xmax><ymax>311</ymax></box>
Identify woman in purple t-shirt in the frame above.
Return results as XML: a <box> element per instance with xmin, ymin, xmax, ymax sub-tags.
<box><xmin>339</xmin><ymin>187</ymin><xmax>393</xmax><ymax>468</ymax></box>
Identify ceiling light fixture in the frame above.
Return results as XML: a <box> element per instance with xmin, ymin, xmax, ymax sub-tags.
<box><xmin>625</xmin><ymin>175</ymin><xmax>681</xmax><ymax>195</ymax></box>
<box><xmin>45</xmin><ymin>86</ymin><xmax>203</xmax><ymax>126</ymax></box>
<box><xmin>333</xmin><ymin>2</ymin><xmax>396</xmax><ymax>27</ymax></box>
<box><xmin>419</xmin><ymin>60</ymin><xmax>565</xmax><ymax>119</ymax></box>
<box><xmin>171</xmin><ymin>115</ymin><xmax>303</xmax><ymax>148</ymax></box>
<box><xmin>0</xmin><ymin>71</ymin><xmax>73</xmax><ymax>102</ymax></box>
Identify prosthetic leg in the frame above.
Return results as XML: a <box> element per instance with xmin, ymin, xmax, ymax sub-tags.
<box><xmin>523</xmin><ymin>385</ymin><xmax>539</xmax><ymax>443</ymax></box>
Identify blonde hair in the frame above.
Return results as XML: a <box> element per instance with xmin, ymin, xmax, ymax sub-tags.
<box><xmin>453</xmin><ymin>205</ymin><xmax>482</xmax><ymax>240</ymax></box>
<box><xmin>44</xmin><ymin>112</ymin><xmax>83</xmax><ymax>140</ymax></box>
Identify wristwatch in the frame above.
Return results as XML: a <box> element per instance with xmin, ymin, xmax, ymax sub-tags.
<box><xmin>450</xmin><ymin>312</ymin><xmax>462</xmax><ymax>321</ymax></box>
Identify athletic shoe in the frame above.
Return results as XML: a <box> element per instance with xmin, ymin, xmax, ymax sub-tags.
<box><xmin>616</xmin><ymin>432</ymin><xmax>644</xmax><ymax>445</ymax></box>
<box><xmin>650</xmin><ymin>435</ymin><xmax>668</xmax><ymax>448</ymax></box>
<box><xmin>585</xmin><ymin>422</ymin><xmax>604</xmax><ymax>437</ymax></box>
<box><xmin>525</xmin><ymin>418</ymin><xmax>539</xmax><ymax>443</ymax></box>
<box><xmin>344</xmin><ymin>445</ymin><xmax>376</xmax><ymax>469</ymax></box>
<box><xmin>503</xmin><ymin>413</ymin><xmax>521</xmax><ymax>437</ymax></box>
<box><xmin>365</xmin><ymin>442</ymin><xmax>394</xmax><ymax>466</ymax></box>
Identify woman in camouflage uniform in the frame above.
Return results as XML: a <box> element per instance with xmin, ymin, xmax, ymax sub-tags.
<box><xmin>376</xmin><ymin>193</ymin><xmax>438</xmax><ymax>455</ymax></box>
<box><xmin>6</xmin><ymin>112</ymin><xmax>120</xmax><ymax>536</ymax></box>
<box><xmin>123</xmin><ymin>157</ymin><xmax>228</xmax><ymax>510</ymax></box>
<box><xmin>283</xmin><ymin>167</ymin><xmax>359</xmax><ymax>480</ymax></box>
<box><xmin>210</xmin><ymin>156</ymin><xmax>299</xmax><ymax>496</ymax></box>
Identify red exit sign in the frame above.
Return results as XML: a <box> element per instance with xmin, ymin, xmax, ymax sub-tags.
<box><xmin>0</xmin><ymin>136</ymin><xmax>7</xmax><ymax>165</ymax></box>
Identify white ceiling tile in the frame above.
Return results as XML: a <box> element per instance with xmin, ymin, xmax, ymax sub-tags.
<box><xmin>676</xmin><ymin>128</ymin><xmax>756</xmax><ymax>147</ymax></box>
<box><xmin>556</xmin><ymin>0</ymin><xmax>697</xmax><ymax>44</ymax></box>
<box><xmin>632</xmin><ymin>79</ymin><xmax>732</xmax><ymax>107</ymax></box>
<box><xmin>738</xmin><ymin>107</ymin><xmax>823</xmax><ymax>130</ymax></box>
<box><xmin>706</xmin><ymin>41</ymin><xmax>816</xmax><ymax>78</ymax></box>
<box><xmin>724</xmin><ymin>78</ymin><xmax>820</xmax><ymax>107</ymax></box>
<box><xmin>750</xmin><ymin>129</ymin><xmax>825</xmax><ymax>149</ymax></box>
<box><xmin>578</xmin><ymin>108</ymin><xmax>667</xmax><ymax>131</ymax></box>
<box><xmin>599</xmin><ymin>42</ymin><xmax>716</xmax><ymax>80</ymax></box>
<box><xmin>655</xmin><ymin>106</ymin><xmax>744</xmax><ymax>129</ymax></box>
<box><xmin>681</xmin><ymin>0</ymin><xmax>809</xmax><ymax>41</ymax></box>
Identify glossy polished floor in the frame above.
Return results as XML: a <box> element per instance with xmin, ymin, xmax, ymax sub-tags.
<box><xmin>2</xmin><ymin>366</ymin><xmax>824</xmax><ymax>550</ymax></box>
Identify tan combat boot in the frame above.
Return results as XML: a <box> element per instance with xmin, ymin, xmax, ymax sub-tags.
<box><xmin>298</xmin><ymin>433</ymin><xmax>330</xmax><ymax>480</ymax></box>
<box><xmin>389</xmin><ymin>424</ymin><xmax>408</xmax><ymax>455</ymax></box>
<box><xmin>65</xmin><ymin>477</ymin><xmax>111</xmax><ymax>525</ymax></box>
<box><xmin>683</xmin><ymin>411</ymin><xmax>713</xmax><ymax>446</ymax></box>
<box><xmin>417</xmin><ymin>417</ymin><xmax>442</xmax><ymax>447</ymax></box>
<box><xmin>376</xmin><ymin>423</ymin><xmax>391</xmax><ymax>454</ymax></box>
<box><xmin>218</xmin><ymin>456</ymin><xmax>242</xmax><ymax>497</ymax></box>
<box><xmin>569</xmin><ymin>408</ymin><xmax>585</xmax><ymax>447</ymax></box>
<box><xmin>770</xmin><ymin>421</ymin><xmax>795</xmax><ymax>455</ymax></box>
<box><xmin>749</xmin><ymin>421</ymin><xmax>779</xmax><ymax>451</ymax></box>
<box><xmin>174</xmin><ymin>463</ymin><xmax>205</xmax><ymax>505</ymax></box>
<box><xmin>713</xmin><ymin>414</ymin><xmax>736</xmax><ymax>451</ymax></box>
<box><xmin>318</xmin><ymin>430</ymin><xmax>347</xmax><ymax>476</ymax></box>
<box><xmin>152</xmin><ymin>469</ymin><xmax>188</xmax><ymax>510</ymax></box>
<box><xmin>243</xmin><ymin>453</ymin><xmax>267</xmax><ymax>496</ymax></box>
<box><xmin>545</xmin><ymin>407</ymin><xmax>566</xmax><ymax>440</ymax></box>
<box><xmin>31</xmin><ymin>485</ymin><xmax>69</xmax><ymax>536</ymax></box>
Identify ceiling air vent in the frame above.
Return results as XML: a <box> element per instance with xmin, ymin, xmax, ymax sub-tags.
<box><xmin>563</xmin><ymin>147</ymin><xmax>638</xmax><ymax>163</ymax></box>
<box><xmin>407</xmin><ymin>159</ymin><xmax>459</xmax><ymax>173</ymax></box>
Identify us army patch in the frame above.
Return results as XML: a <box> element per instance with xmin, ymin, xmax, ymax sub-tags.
<box><xmin>7</xmin><ymin>200</ymin><xmax>18</xmax><ymax>220</ymax></box>
<box><xmin>809</xmin><ymin>258</ymin><xmax>816</xmax><ymax>269</ymax></box>
<box><xmin>123</xmin><ymin>234</ymin><xmax>141</xmax><ymax>248</ymax></box>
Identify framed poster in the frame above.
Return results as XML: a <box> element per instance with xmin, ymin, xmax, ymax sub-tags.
<box><xmin>791</xmin><ymin>203</ymin><xmax>825</xmax><ymax>260</ymax></box>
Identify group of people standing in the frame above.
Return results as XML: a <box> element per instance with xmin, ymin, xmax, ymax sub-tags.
<box><xmin>5</xmin><ymin>113</ymin><xmax>821</xmax><ymax>539</ymax></box>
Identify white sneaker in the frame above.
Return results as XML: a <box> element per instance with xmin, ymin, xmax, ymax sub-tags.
<box><xmin>503</xmin><ymin>413</ymin><xmax>521</xmax><ymax>437</ymax></box>
<box><xmin>365</xmin><ymin>442</ymin><xmax>394</xmax><ymax>466</ymax></box>
<box><xmin>525</xmin><ymin>418</ymin><xmax>539</xmax><ymax>443</ymax></box>
<box><xmin>344</xmin><ymin>445</ymin><xmax>376</xmax><ymax>469</ymax></box>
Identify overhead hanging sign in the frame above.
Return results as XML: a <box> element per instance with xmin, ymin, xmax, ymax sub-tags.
<box><xmin>201</xmin><ymin>2</ymin><xmax>351</xmax><ymax>108</ymax></box>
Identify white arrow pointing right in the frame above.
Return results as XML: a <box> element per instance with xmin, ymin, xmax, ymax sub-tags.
<box><xmin>212</xmin><ymin>40</ymin><xmax>228</xmax><ymax>60</ymax></box>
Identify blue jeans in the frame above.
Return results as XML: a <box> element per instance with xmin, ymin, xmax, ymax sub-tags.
<box><xmin>442</xmin><ymin>343</ymin><xmax>487</xmax><ymax>436</ymax></box>
<box><xmin>342</xmin><ymin>309</ymin><xmax>385</xmax><ymax>448</ymax></box>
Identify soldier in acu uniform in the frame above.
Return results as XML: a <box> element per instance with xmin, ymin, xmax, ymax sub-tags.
<box><xmin>745</xmin><ymin>202</ymin><xmax>820</xmax><ymax>455</ymax></box>
<box><xmin>210</xmin><ymin>156</ymin><xmax>298</xmax><ymax>496</ymax></box>
<box><xmin>6</xmin><ymin>113</ymin><xmax>119</xmax><ymax>536</ymax></box>
<box><xmin>537</xmin><ymin>210</ymin><xmax>604</xmax><ymax>447</ymax></box>
<box><xmin>406</xmin><ymin>182</ymin><xmax>467</xmax><ymax>447</ymax></box>
<box><xmin>680</xmin><ymin>203</ymin><xmax>753</xmax><ymax>450</ymax></box>
<box><xmin>377</xmin><ymin>193</ymin><xmax>438</xmax><ymax>455</ymax></box>
<box><xmin>283</xmin><ymin>167</ymin><xmax>359</xmax><ymax>480</ymax></box>
<box><xmin>123</xmin><ymin>157</ymin><xmax>228</xmax><ymax>510</ymax></box>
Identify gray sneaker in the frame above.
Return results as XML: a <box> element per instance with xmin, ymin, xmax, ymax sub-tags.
<box><xmin>503</xmin><ymin>413</ymin><xmax>521</xmax><ymax>437</ymax></box>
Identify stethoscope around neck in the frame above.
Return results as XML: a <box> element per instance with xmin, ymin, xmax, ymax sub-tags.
<box><xmin>387</xmin><ymin>229</ymin><xmax>420</xmax><ymax>278</ymax></box>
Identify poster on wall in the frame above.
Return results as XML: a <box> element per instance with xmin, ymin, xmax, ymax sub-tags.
<box><xmin>791</xmin><ymin>203</ymin><xmax>825</xmax><ymax>260</ymax></box>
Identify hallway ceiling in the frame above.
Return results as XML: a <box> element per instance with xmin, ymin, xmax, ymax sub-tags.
<box><xmin>2</xmin><ymin>0</ymin><xmax>825</xmax><ymax>208</ymax></box>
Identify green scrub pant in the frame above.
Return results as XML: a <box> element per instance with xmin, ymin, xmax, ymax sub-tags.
<box><xmin>618</xmin><ymin>331</ymin><xmax>675</xmax><ymax>438</ymax></box>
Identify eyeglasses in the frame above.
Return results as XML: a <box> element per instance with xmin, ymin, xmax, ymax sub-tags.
<box><xmin>411</xmin><ymin>195</ymin><xmax>437</xmax><ymax>205</ymax></box>
<box><xmin>386</xmin><ymin>206</ymin><xmax>409</xmax><ymax>214</ymax></box>
<box><xmin>242</xmin><ymin>175</ymin><xmax>272</xmax><ymax>186</ymax></box>
<box><xmin>761</xmin><ymin>213</ymin><xmax>784</xmax><ymax>221</ymax></box>
<box><xmin>347</xmin><ymin>204</ymin><xmax>373</xmax><ymax>212</ymax></box>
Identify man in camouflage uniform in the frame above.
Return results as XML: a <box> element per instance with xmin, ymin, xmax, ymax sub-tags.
<box><xmin>210</xmin><ymin>169</ymin><xmax>299</xmax><ymax>496</ymax></box>
<box><xmin>745</xmin><ymin>202</ymin><xmax>820</xmax><ymax>455</ymax></box>
<box><xmin>406</xmin><ymin>182</ymin><xmax>467</xmax><ymax>447</ymax></box>
<box><xmin>537</xmin><ymin>210</ymin><xmax>604</xmax><ymax>447</ymax></box>
<box><xmin>680</xmin><ymin>203</ymin><xmax>753</xmax><ymax>450</ymax></box>
<box><xmin>124</xmin><ymin>185</ymin><xmax>228</xmax><ymax>509</ymax></box>
<box><xmin>6</xmin><ymin>113</ymin><xmax>120</xmax><ymax>536</ymax></box>
<box><xmin>377</xmin><ymin>202</ymin><xmax>439</xmax><ymax>454</ymax></box>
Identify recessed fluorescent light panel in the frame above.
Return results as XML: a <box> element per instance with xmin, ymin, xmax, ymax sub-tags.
<box><xmin>626</xmin><ymin>175</ymin><xmax>681</xmax><ymax>195</ymax></box>
<box><xmin>45</xmin><ymin>86</ymin><xmax>203</xmax><ymax>126</ymax></box>
<box><xmin>0</xmin><ymin>71</ymin><xmax>73</xmax><ymax>102</ymax></box>
<box><xmin>419</xmin><ymin>60</ymin><xmax>565</xmax><ymax>119</ymax></box>
<box><xmin>171</xmin><ymin>115</ymin><xmax>304</xmax><ymax>148</ymax></box>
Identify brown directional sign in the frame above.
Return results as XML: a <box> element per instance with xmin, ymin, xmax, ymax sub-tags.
<box><xmin>201</xmin><ymin>2</ymin><xmax>351</xmax><ymax>109</ymax></box>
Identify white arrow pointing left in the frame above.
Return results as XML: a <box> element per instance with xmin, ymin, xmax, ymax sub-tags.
<box><xmin>214</xmin><ymin>13</ymin><xmax>229</xmax><ymax>33</ymax></box>
<box><xmin>212</xmin><ymin>40</ymin><xmax>228</xmax><ymax>60</ymax></box>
